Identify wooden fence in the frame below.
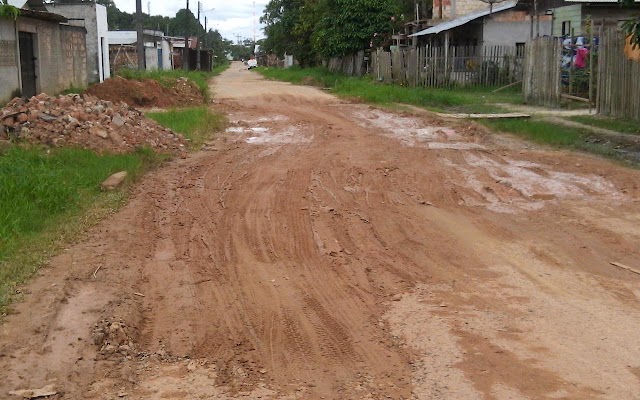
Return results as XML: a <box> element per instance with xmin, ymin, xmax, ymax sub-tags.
<box><xmin>597</xmin><ymin>31</ymin><xmax>640</xmax><ymax>121</ymax></box>
<box><xmin>326</xmin><ymin>51</ymin><xmax>366</xmax><ymax>76</ymax></box>
<box><xmin>370</xmin><ymin>45</ymin><xmax>524</xmax><ymax>88</ymax></box>
<box><xmin>523</xmin><ymin>37</ymin><xmax>562</xmax><ymax>108</ymax></box>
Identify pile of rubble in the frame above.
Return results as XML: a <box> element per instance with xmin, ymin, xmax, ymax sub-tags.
<box><xmin>92</xmin><ymin>318</ymin><xmax>138</xmax><ymax>360</ymax></box>
<box><xmin>0</xmin><ymin>93</ymin><xmax>188</xmax><ymax>154</ymax></box>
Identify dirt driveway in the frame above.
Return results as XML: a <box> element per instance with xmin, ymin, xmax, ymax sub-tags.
<box><xmin>2</xmin><ymin>62</ymin><xmax>640</xmax><ymax>399</ymax></box>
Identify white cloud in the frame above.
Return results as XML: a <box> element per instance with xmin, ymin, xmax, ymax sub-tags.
<box><xmin>112</xmin><ymin>0</ymin><xmax>267</xmax><ymax>42</ymax></box>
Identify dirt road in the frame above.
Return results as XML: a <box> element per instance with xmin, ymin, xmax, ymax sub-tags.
<box><xmin>2</xmin><ymin>62</ymin><xmax>640</xmax><ymax>399</ymax></box>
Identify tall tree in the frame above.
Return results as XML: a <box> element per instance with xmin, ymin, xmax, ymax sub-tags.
<box><xmin>311</xmin><ymin>0</ymin><xmax>398</xmax><ymax>58</ymax></box>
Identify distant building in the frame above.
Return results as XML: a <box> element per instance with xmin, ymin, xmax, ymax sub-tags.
<box><xmin>108</xmin><ymin>30</ymin><xmax>172</xmax><ymax>71</ymax></box>
<box><xmin>1</xmin><ymin>0</ymin><xmax>88</xmax><ymax>102</ymax></box>
<box><xmin>46</xmin><ymin>1</ymin><xmax>110</xmax><ymax>83</ymax></box>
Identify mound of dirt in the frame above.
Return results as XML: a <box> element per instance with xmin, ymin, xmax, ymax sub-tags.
<box><xmin>85</xmin><ymin>76</ymin><xmax>204</xmax><ymax>108</ymax></box>
<box><xmin>0</xmin><ymin>93</ymin><xmax>187</xmax><ymax>154</ymax></box>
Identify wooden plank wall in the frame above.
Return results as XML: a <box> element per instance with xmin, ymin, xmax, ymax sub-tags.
<box><xmin>597</xmin><ymin>30</ymin><xmax>640</xmax><ymax>121</ymax></box>
<box><xmin>523</xmin><ymin>37</ymin><xmax>562</xmax><ymax>108</ymax></box>
<box><xmin>327</xmin><ymin>51</ymin><xmax>367</xmax><ymax>76</ymax></box>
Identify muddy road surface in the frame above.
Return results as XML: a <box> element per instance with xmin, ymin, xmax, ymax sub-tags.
<box><xmin>2</xmin><ymin>63</ymin><xmax>640</xmax><ymax>399</ymax></box>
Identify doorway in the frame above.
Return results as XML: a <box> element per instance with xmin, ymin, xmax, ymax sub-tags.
<box><xmin>18</xmin><ymin>31</ymin><xmax>37</xmax><ymax>98</ymax></box>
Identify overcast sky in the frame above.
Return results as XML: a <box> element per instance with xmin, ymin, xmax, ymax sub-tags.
<box><xmin>112</xmin><ymin>0</ymin><xmax>268</xmax><ymax>42</ymax></box>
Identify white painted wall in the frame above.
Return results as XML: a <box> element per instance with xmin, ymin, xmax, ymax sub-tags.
<box><xmin>161</xmin><ymin>39</ymin><xmax>172</xmax><ymax>70</ymax></box>
<box><xmin>95</xmin><ymin>4</ymin><xmax>110</xmax><ymax>81</ymax></box>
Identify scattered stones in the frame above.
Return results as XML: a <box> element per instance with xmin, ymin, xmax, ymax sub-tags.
<box><xmin>92</xmin><ymin>318</ymin><xmax>137</xmax><ymax>360</ymax></box>
<box><xmin>0</xmin><ymin>93</ymin><xmax>187</xmax><ymax>154</ymax></box>
<box><xmin>101</xmin><ymin>171</ymin><xmax>128</xmax><ymax>191</ymax></box>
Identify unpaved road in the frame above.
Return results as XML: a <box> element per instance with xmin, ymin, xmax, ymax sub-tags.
<box><xmin>2</xmin><ymin>63</ymin><xmax>640</xmax><ymax>399</ymax></box>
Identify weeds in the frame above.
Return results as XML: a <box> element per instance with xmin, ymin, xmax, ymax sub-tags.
<box><xmin>256</xmin><ymin>66</ymin><xmax>523</xmax><ymax>113</ymax></box>
<box><xmin>146</xmin><ymin>107</ymin><xmax>226</xmax><ymax>149</ymax></box>
<box><xmin>116</xmin><ymin>63</ymin><xmax>229</xmax><ymax>100</ymax></box>
<box><xmin>0</xmin><ymin>146</ymin><xmax>167</xmax><ymax>314</ymax></box>
<box><xmin>568</xmin><ymin>115</ymin><xmax>640</xmax><ymax>135</ymax></box>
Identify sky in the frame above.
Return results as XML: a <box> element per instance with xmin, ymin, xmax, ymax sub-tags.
<box><xmin>112</xmin><ymin>0</ymin><xmax>268</xmax><ymax>42</ymax></box>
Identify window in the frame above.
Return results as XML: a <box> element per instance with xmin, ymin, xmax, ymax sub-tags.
<box><xmin>562</xmin><ymin>21</ymin><xmax>571</xmax><ymax>36</ymax></box>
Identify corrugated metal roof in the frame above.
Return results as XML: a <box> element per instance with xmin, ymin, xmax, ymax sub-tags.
<box><xmin>409</xmin><ymin>0</ymin><xmax>518</xmax><ymax>37</ymax></box>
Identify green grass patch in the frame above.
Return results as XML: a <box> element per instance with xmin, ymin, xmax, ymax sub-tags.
<box><xmin>146</xmin><ymin>106</ymin><xmax>226</xmax><ymax>149</ymax></box>
<box><xmin>568</xmin><ymin>115</ymin><xmax>640</xmax><ymax>135</ymax></box>
<box><xmin>480</xmin><ymin>118</ymin><xmax>639</xmax><ymax>164</ymax></box>
<box><xmin>0</xmin><ymin>146</ymin><xmax>167</xmax><ymax>314</ymax></box>
<box><xmin>481</xmin><ymin>119</ymin><xmax>586</xmax><ymax>146</ymax></box>
<box><xmin>116</xmin><ymin>62</ymin><xmax>230</xmax><ymax>101</ymax></box>
<box><xmin>255</xmin><ymin>66</ymin><xmax>523</xmax><ymax>113</ymax></box>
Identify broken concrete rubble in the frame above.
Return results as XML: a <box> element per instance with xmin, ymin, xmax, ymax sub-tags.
<box><xmin>0</xmin><ymin>93</ymin><xmax>187</xmax><ymax>154</ymax></box>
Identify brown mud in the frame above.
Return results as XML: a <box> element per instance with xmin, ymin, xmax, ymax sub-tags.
<box><xmin>1</xmin><ymin>62</ymin><xmax>640</xmax><ymax>399</ymax></box>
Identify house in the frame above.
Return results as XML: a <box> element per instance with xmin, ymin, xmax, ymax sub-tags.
<box><xmin>551</xmin><ymin>0</ymin><xmax>640</xmax><ymax>36</ymax></box>
<box><xmin>410</xmin><ymin>0</ymin><xmax>553</xmax><ymax>47</ymax></box>
<box><xmin>108</xmin><ymin>30</ymin><xmax>172</xmax><ymax>71</ymax></box>
<box><xmin>1</xmin><ymin>0</ymin><xmax>88</xmax><ymax>103</ymax></box>
<box><xmin>46</xmin><ymin>1</ymin><xmax>110</xmax><ymax>83</ymax></box>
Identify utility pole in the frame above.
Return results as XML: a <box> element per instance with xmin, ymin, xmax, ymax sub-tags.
<box><xmin>196</xmin><ymin>1</ymin><xmax>202</xmax><ymax>70</ymax></box>
<box><xmin>184</xmin><ymin>0</ymin><xmax>190</xmax><ymax>70</ymax></box>
<box><xmin>136</xmin><ymin>0</ymin><xmax>144</xmax><ymax>70</ymax></box>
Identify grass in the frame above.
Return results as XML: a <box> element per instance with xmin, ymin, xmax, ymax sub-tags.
<box><xmin>146</xmin><ymin>106</ymin><xmax>226</xmax><ymax>149</ymax></box>
<box><xmin>480</xmin><ymin>119</ymin><xmax>638</xmax><ymax>164</ymax></box>
<box><xmin>117</xmin><ymin>62</ymin><xmax>230</xmax><ymax>101</ymax></box>
<box><xmin>256</xmin><ymin>66</ymin><xmax>523</xmax><ymax>113</ymax></box>
<box><xmin>481</xmin><ymin>119</ymin><xmax>586</xmax><ymax>146</ymax></box>
<box><xmin>568</xmin><ymin>115</ymin><xmax>640</xmax><ymax>135</ymax></box>
<box><xmin>0</xmin><ymin>146</ymin><xmax>168</xmax><ymax>314</ymax></box>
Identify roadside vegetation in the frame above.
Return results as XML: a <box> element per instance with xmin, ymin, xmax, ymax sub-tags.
<box><xmin>568</xmin><ymin>115</ymin><xmax>640</xmax><ymax>135</ymax></box>
<box><xmin>116</xmin><ymin>63</ymin><xmax>229</xmax><ymax>100</ymax></box>
<box><xmin>257</xmin><ymin>66</ymin><xmax>640</xmax><ymax>166</ymax></box>
<box><xmin>257</xmin><ymin>66</ymin><xmax>522</xmax><ymax>113</ymax></box>
<box><xmin>0</xmin><ymin>146</ymin><xmax>167</xmax><ymax>314</ymax></box>
<box><xmin>0</xmin><ymin>68</ymin><xmax>227</xmax><ymax>315</ymax></box>
<box><xmin>481</xmin><ymin>119</ymin><xmax>639</xmax><ymax>165</ymax></box>
<box><xmin>147</xmin><ymin>106</ymin><xmax>226</xmax><ymax>148</ymax></box>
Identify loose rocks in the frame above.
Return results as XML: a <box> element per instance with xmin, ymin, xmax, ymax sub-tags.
<box><xmin>0</xmin><ymin>93</ymin><xmax>187</xmax><ymax>154</ymax></box>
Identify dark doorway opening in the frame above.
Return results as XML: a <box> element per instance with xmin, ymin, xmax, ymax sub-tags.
<box><xmin>19</xmin><ymin>31</ymin><xmax>37</xmax><ymax>98</ymax></box>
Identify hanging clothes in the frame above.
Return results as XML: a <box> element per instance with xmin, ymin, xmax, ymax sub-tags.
<box><xmin>575</xmin><ymin>47</ymin><xmax>589</xmax><ymax>68</ymax></box>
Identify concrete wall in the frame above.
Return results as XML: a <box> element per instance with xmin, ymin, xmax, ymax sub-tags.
<box><xmin>0</xmin><ymin>19</ymin><xmax>20</xmax><ymax>103</ymax></box>
<box><xmin>60</xmin><ymin>25</ymin><xmax>88</xmax><ymax>90</ymax></box>
<box><xmin>161</xmin><ymin>39</ymin><xmax>171</xmax><ymax>70</ymax></box>
<box><xmin>13</xmin><ymin>16</ymin><xmax>86</xmax><ymax>97</ymax></box>
<box><xmin>47</xmin><ymin>3</ymin><xmax>110</xmax><ymax>83</ymax></box>
<box><xmin>95</xmin><ymin>4</ymin><xmax>110</xmax><ymax>81</ymax></box>
<box><xmin>433</xmin><ymin>0</ymin><xmax>489</xmax><ymax>20</ymax></box>
<box><xmin>145</xmin><ymin>46</ymin><xmax>158</xmax><ymax>70</ymax></box>
<box><xmin>484</xmin><ymin>12</ymin><xmax>552</xmax><ymax>46</ymax></box>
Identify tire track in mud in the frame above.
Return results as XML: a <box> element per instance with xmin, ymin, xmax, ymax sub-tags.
<box><xmin>2</xmin><ymin>64</ymin><xmax>640</xmax><ymax>400</ymax></box>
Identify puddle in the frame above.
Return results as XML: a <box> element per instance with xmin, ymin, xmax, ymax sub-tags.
<box><xmin>350</xmin><ymin>108</ymin><xmax>484</xmax><ymax>149</ymax></box>
<box><xmin>449</xmin><ymin>154</ymin><xmax>626</xmax><ymax>213</ymax></box>
<box><xmin>243</xmin><ymin>126</ymin><xmax>311</xmax><ymax>145</ymax></box>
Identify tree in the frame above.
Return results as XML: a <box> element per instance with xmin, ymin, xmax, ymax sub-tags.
<box><xmin>311</xmin><ymin>0</ymin><xmax>398</xmax><ymax>58</ymax></box>
<box><xmin>621</xmin><ymin>0</ymin><xmax>639</xmax><ymax>48</ymax></box>
<box><xmin>260</xmin><ymin>0</ymin><xmax>308</xmax><ymax>59</ymax></box>
<box><xmin>0</xmin><ymin>0</ymin><xmax>20</xmax><ymax>20</ymax></box>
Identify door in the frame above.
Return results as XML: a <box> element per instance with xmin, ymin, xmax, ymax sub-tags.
<box><xmin>158</xmin><ymin>48</ymin><xmax>163</xmax><ymax>69</ymax></box>
<box><xmin>18</xmin><ymin>32</ymin><xmax>37</xmax><ymax>98</ymax></box>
